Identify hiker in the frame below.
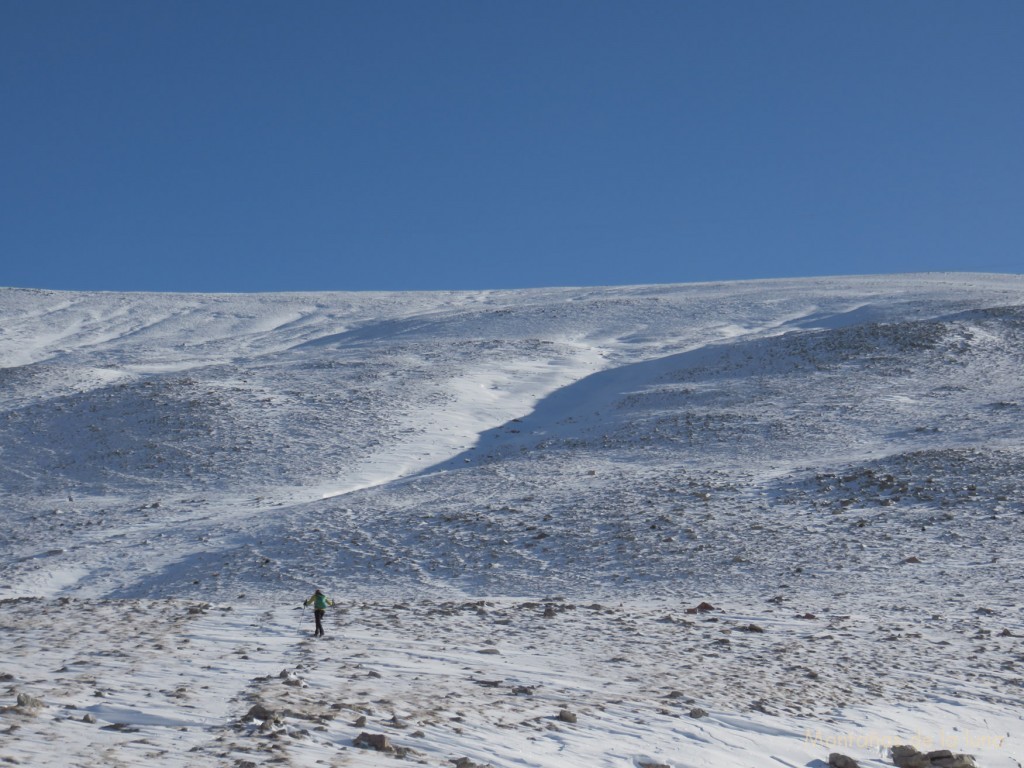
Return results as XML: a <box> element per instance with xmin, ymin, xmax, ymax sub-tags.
<box><xmin>303</xmin><ymin>588</ymin><xmax>334</xmax><ymax>637</ymax></box>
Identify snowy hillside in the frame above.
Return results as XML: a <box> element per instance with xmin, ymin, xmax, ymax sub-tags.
<box><xmin>1</xmin><ymin>274</ymin><xmax>1023</xmax><ymax>768</ymax></box>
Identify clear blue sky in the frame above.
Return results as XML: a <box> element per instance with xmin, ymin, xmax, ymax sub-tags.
<box><xmin>2</xmin><ymin>1</ymin><xmax>1022</xmax><ymax>292</ymax></box>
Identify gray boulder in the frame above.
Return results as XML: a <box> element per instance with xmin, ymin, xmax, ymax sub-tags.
<box><xmin>829</xmin><ymin>753</ymin><xmax>859</xmax><ymax>768</ymax></box>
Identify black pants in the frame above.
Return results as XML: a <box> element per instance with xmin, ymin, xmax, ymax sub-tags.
<box><xmin>314</xmin><ymin>609</ymin><xmax>325</xmax><ymax>636</ymax></box>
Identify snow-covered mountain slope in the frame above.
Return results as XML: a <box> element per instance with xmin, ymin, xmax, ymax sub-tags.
<box><xmin>1</xmin><ymin>274</ymin><xmax>1023</xmax><ymax>768</ymax></box>
<box><xmin>3</xmin><ymin>274</ymin><xmax>1022</xmax><ymax>598</ymax></box>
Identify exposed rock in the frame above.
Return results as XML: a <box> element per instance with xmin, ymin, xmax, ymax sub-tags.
<box><xmin>829</xmin><ymin>753</ymin><xmax>860</xmax><ymax>768</ymax></box>
<box><xmin>889</xmin><ymin>745</ymin><xmax>977</xmax><ymax>768</ymax></box>
<box><xmin>929</xmin><ymin>753</ymin><xmax>974</xmax><ymax>765</ymax></box>
<box><xmin>354</xmin><ymin>731</ymin><xmax>393</xmax><ymax>752</ymax></box>
<box><xmin>354</xmin><ymin>715</ymin><xmax>367</xmax><ymax>727</ymax></box>
<box><xmin>262</xmin><ymin>718</ymin><xmax>286</xmax><ymax>735</ymax></box>
<box><xmin>890</xmin><ymin>745</ymin><xmax>934</xmax><ymax>768</ymax></box>
<box><xmin>688</xmin><ymin>707</ymin><xmax>709</xmax><ymax>719</ymax></box>
<box><xmin>243</xmin><ymin>703</ymin><xmax>276</xmax><ymax>722</ymax></box>
<box><xmin>15</xmin><ymin>693</ymin><xmax>43</xmax><ymax>710</ymax></box>
<box><xmin>557</xmin><ymin>709</ymin><xmax>578</xmax><ymax>724</ymax></box>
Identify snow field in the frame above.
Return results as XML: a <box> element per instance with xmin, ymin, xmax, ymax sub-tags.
<box><xmin>2</xmin><ymin>596</ymin><xmax>1020</xmax><ymax>767</ymax></box>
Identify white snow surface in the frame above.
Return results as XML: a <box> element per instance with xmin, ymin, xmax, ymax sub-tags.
<box><xmin>1</xmin><ymin>273</ymin><xmax>1023</xmax><ymax>767</ymax></box>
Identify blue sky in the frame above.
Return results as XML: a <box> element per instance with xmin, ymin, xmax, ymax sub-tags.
<box><xmin>2</xmin><ymin>1</ymin><xmax>1021</xmax><ymax>293</ymax></box>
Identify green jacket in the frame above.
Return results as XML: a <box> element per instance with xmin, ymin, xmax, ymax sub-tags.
<box><xmin>304</xmin><ymin>592</ymin><xmax>334</xmax><ymax>611</ymax></box>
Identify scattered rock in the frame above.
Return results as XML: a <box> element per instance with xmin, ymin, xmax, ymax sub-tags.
<box><xmin>82</xmin><ymin>713</ymin><xmax>97</xmax><ymax>724</ymax></box>
<box><xmin>473</xmin><ymin>679</ymin><xmax>504</xmax><ymax>688</ymax></box>
<box><xmin>557</xmin><ymin>709</ymin><xmax>578</xmax><ymax>724</ymax></box>
<box><xmin>685</xmin><ymin>601</ymin><xmax>716</xmax><ymax>614</ymax></box>
<box><xmin>354</xmin><ymin>715</ymin><xmax>367</xmax><ymax>727</ymax></box>
<box><xmin>688</xmin><ymin>707</ymin><xmax>709</xmax><ymax>719</ymax></box>
<box><xmin>101</xmin><ymin>723</ymin><xmax>139</xmax><ymax>733</ymax></box>
<box><xmin>750</xmin><ymin>699</ymin><xmax>774</xmax><ymax>715</ymax></box>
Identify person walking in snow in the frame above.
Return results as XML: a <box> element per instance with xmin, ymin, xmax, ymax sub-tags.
<box><xmin>303</xmin><ymin>589</ymin><xmax>334</xmax><ymax>637</ymax></box>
